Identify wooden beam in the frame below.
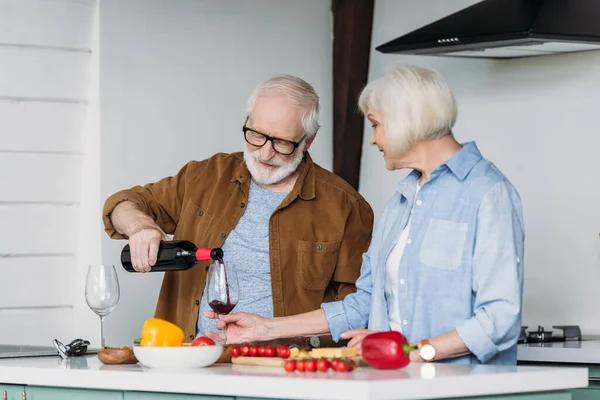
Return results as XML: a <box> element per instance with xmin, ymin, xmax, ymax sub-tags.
<box><xmin>332</xmin><ymin>0</ymin><xmax>375</xmax><ymax>190</ymax></box>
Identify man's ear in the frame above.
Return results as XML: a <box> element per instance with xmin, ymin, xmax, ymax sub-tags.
<box><xmin>304</xmin><ymin>131</ymin><xmax>317</xmax><ymax>152</ymax></box>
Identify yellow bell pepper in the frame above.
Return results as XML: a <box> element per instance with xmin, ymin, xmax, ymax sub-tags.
<box><xmin>140</xmin><ymin>318</ymin><xmax>185</xmax><ymax>347</ymax></box>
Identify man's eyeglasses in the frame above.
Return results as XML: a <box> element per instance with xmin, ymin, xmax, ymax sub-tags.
<box><xmin>242</xmin><ymin>125</ymin><xmax>306</xmax><ymax>156</ymax></box>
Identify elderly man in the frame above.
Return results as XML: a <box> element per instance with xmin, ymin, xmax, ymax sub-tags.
<box><xmin>102</xmin><ymin>75</ymin><xmax>374</xmax><ymax>342</ymax></box>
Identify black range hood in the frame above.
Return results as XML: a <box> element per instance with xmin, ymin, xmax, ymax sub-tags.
<box><xmin>376</xmin><ymin>0</ymin><xmax>600</xmax><ymax>59</ymax></box>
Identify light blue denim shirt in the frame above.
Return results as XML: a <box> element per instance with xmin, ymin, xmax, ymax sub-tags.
<box><xmin>322</xmin><ymin>142</ymin><xmax>525</xmax><ymax>365</ymax></box>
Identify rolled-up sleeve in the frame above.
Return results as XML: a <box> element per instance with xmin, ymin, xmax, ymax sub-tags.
<box><xmin>102</xmin><ymin>162</ymin><xmax>195</xmax><ymax>239</ymax></box>
<box><xmin>456</xmin><ymin>181</ymin><xmax>525</xmax><ymax>363</ymax></box>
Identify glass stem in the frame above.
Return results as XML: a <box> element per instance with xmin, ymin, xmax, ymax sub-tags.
<box><xmin>100</xmin><ymin>315</ymin><xmax>106</xmax><ymax>348</ymax></box>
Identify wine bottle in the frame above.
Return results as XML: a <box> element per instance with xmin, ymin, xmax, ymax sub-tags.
<box><xmin>121</xmin><ymin>240</ymin><xmax>223</xmax><ymax>272</ymax></box>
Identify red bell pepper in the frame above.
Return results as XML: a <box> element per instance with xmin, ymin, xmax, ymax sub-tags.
<box><xmin>361</xmin><ymin>331</ymin><xmax>416</xmax><ymax>369</ymax></box>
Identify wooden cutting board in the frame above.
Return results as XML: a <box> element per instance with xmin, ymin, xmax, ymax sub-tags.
<box><xmin>231</xmin><ymin>356</ymin><xmax>367</xmax><ymax>367</ymax></box>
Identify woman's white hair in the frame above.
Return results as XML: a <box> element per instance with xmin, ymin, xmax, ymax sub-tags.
<box><xmin>245</xmin><ymin>75</ymin><xmax>320</xmax><ymax>139</ymax></box>
<box><xmin>358</xmin><ymin>64</ymin><xmax>458</xmax><ymax>157</ymax></box>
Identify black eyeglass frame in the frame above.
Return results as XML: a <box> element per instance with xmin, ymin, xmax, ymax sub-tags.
<box><xmin>242</xmin><ymin>125</ymin><xmax>307</xmax><ymax>156</ymax></box>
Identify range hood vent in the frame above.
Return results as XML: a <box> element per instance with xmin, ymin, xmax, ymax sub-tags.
<box><xmin>376</xmin><ymin>0</ymin><xmax>600</xmax><ymax>59</ymax></box>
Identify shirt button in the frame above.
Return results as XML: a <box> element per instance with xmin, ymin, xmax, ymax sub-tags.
<box><xmin>402</xmin><ymin>320</ymin><xmax>408</xmax><ymax>325</ymax></box>
<box><xmin>195</xmin><ymin>300</ymin><xmax>200</xmax><ymax>306</ymax></box>
<box><xmin>416</xmin><ymin>200</ymin><xmax>423</xmax><ymax>206</ymax></box>
<box><xmin>316</xmin><ymin>244</ymin><xmax>323</xmax><ymax>251</ymax></box>
<box><xmin>407</xmin><ymin>238</ymin><xmax>412</xmax><ymax>245</ymax></box>
<box><xmin>517</xmin><ymin>257</ymin><xmax>521</xmax><ymax>263</ymax></box>
<box><xmin>189</xmin><ymin>334</ymin><xmax>194</xmax><ymax>340</ymax></box>
<box><xmin>240</xmin><ymin>202</ymin><xmax>245</xmax><ymax>208</ymax></box>
<box><xmin>400</xmin><ymin>279</ymin><xmax>405</xmax><ymax>285</ymax></box>
<box><xmin>197</xmin><ymin>211</ymin><xmax>204</xmax><ymax>216</ymax></box>
<box><xmin>220</xmin><ymin>232</ymin><xmax>226</xmax><ymax>238</ymax></box>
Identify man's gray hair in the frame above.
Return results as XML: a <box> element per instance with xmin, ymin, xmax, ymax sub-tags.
<box><xmin>358</xmin><ymin>64</ymin><xmax>458</xmax><ymax>156</ymax></box>
<box><xmin>245</xmin><ymin>75</ymin><xmax>320</xmax><ymax>138</ymax></box>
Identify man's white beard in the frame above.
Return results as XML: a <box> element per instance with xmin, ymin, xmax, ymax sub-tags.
<box><xmin>244</xmin><ymin>146</ymin><xmax>305</xmax><ymax>185</ymax></box>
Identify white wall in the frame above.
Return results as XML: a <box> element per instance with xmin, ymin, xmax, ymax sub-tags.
<box><xmin>361</xmin><ymin>0</ymin><xmax>600</xmax><ymax>334</ymax></box>
<box><xmin>96</xmin><ymin>0</ymin><xmax>334</xmax><ymax>346</ymax></box>
<box><xmin>0</xmin><ymin>0</ymin><xmax>94</xmax><ymax>345</ymax></box>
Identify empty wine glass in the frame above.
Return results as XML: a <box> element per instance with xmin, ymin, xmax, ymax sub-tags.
<box><xmin>205</xmin><ymin>259</ymin><xmax>239</xmax><ymax>315</ymax></box>
<box><xmin>85</xmin><ymin>264</ymin><xmax>120</xmax><ymax>348</ymax></box>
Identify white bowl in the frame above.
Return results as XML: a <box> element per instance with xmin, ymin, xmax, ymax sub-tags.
<box><xmin>133</xmin><ymin>345</ymin><xmax>223</xmax><ymax>369</ymax></box>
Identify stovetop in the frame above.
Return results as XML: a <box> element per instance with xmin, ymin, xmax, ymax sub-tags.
<box><xmin>519</xmin><ymin>325</ymin><xmax>583</xmax><ymax>344</ymax></box>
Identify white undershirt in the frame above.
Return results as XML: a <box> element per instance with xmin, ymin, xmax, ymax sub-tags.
<box><xmin>385</xmin><ymin>184</ymin><xmax>422</xmax><ymax>333</ymax></box>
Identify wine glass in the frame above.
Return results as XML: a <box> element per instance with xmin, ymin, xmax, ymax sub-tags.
<box><xmin>205</xmin><ymin>259</ymin><xmax>239</xmax><ymax>315</ymax></box>
<box><xmin>85</xmin><ymin>265</ymin><xmax>120</xmax><ymax>348</ymax></box>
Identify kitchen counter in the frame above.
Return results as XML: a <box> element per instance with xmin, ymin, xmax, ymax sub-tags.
<box><xmin>518</xmin><ymin>340</ymin><xmax>600</xmax><ymax>364</ymax></box>
<box><xmin>0</xmin><ymin>355</ymin><xmax>589</xmax><ymax>400</ymax></box>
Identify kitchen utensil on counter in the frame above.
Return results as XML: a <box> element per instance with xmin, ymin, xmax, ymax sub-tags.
<box><xmin>121</xmin><ymin>240</ymin><xmax>221</xmax><ymax>272</ymax></box>
<box><xmin>52</xmin><ymin>338</ymin><xmax>91</xmax><ymax>359</ymax></box>
<box><xmin>85</xmin><ymin>264</ymin><xmax>120</xmax><ymax>348</ymax></box>
<box><xmin>246</xmin><ymin>335</ymin><xmax>349</xmax><ymax>350</ymax></box>
<box><xmin>204</xmin><ymin>248</ymin><xmax>238</xmax><ymax>314</ymax></box>
<box><xmin>97</xmin><ymin>346</ymin><xmax>138</xmax><ymax>365</ymax></box>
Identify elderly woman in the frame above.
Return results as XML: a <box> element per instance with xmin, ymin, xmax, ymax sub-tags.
<box><xmin>206</xmin><ymin>64</ymin><xmax>525</xmax><ymax>365</ymax></box>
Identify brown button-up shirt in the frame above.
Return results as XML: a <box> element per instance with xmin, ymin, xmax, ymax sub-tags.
<box><xmin>102</xmin><ymin>152</ymin><xmax>374</xmax><ymax>340</ymax></box>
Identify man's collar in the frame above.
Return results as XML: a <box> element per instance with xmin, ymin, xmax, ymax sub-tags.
<box><xmin>296</xmin><ymin>152</ymin><xmax>316</xmax><ymax>200</ymax></box>
<box><xmin>231</xmin><ymin>155</ymin><xmax>249</xmax><ymax>183</ymax></box>
<box><xmin>231</xmin><ymin>151</ymin><xmax>316</xmax><ymax>200</ymax></box>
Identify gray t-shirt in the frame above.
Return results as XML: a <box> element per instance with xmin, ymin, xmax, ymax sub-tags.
<box><xmin>196</xmin><ymin>181</ymin><xmax>287</xmax><ymax>337</ymax></box>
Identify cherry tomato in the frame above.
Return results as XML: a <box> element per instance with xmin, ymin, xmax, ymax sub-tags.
<box><xmin>191</xmin><ymin>336</ymin><xmax>215</xmax><ymax>346</ymax></box>
<box><xmin>316</xmin><ymin>359</ymin><xmax>330</xmax><ymax>372</ymax></box>
<box><xmin>295</xmin><ymin>360</ymin><xmax>305</xmax><ymax>372</ymax></box>
<box><xmin>264</xmin><ymin>346</ymin><xmax>275</xmax><ymax>358</ymax></box>
<box><xmin>229</xmin><ymin>346</ymin><xmax>241</xmax><ymax>358</ymax></box>
<box><xmin>335</xmin><ymin>361</ymin><xmax>353</xmax><ymax>373</ymax></box>
<box><xmin>283</xmin><ymin>360</ymin><xmax>296</xmax><ymax>372</ymax></box>
<box><xmin>304</xmin><ymin>359</ymin><xmax>316</xmax><ymax>372</ymax></box>
<box><xmin>240</xmin><ymin>344</ymin><xmax>250</xmax><ymax>357</ymax></box>
<box><xmin>258</xmin><ymin>346</ymin><xmax>266</xmax><ymax>357</ymax></box>
<box><xmin>330</xmin><ymin>359</ymin><xmax>340</xmax><ymax>370</ymax></box>
<box><xmin>249</xmin><ymin>346</ymin><xmax>259</xmax><ymax>357</ymax></box>
<box><xmin>276</xmin><ymin>346</ymin><xmax>290</xmax><ymax>359</ymax></box>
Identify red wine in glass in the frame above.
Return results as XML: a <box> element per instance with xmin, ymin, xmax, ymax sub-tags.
<box><xmin>208</xmin><ymin>300</ymin><xmax>237</xmax><ymax>314</ymax></box>
<box><xmin>205</xmin><ymin>249</ymin><xmax>239</xmax><ymax>315</ymax></box>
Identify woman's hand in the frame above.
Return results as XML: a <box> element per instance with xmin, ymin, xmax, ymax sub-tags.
<box><xmin>340</xmin><ymin>329</ymin><xmax>379</xmax><ymax>355</ymax></box>
<box><xmin>204</xmin><ymin>310</ymin><xmax>269</xmax><ymax>344</ymax></box>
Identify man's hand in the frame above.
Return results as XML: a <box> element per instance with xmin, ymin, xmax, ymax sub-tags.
<box><xmin>204</xmin><ymin>310</ymin><xmax>269</xmax><ymax>344</ymax></box>
<box><xmin>110</xmin><ymin>201</ymin><xmax>170</xmax><ymax>272</ymax></box>
<box><xmin>127</xmin><ymin>225</ymin><xmax>169</xmax><ymax>272</ymax></box>
<box><xmin>340</xmin><ymin>329</ymin><xmax>379</xmax><ymax>355</ymax></box>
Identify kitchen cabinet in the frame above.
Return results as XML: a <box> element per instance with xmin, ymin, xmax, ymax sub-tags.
<box><xmin>25</xmin><ymin>386</ymin><xmax>123</xmax><ymax>400</ymax></box>
<box><xmin>238</xmin><ymin>396</ymin><xmax>571</xmax><ymax>400</ymax></box>
<box><xmin>0</xmin><ymin>385</ymin><xmax>579</xmax><ymax>400</ymax></box>
<box><xmin>573</xmin><ymin>384</ymin><xmax>600</xmax><ymax>400</ymax></box>
<box><xmin>0</xmin><ymin>384</ymin><xmax>25</xmax><ymax>400</ymax></box>
<box><xmin>125</xmin><ymin>393</ymin><xmax>232</xmax><ymax>400</ymax></box>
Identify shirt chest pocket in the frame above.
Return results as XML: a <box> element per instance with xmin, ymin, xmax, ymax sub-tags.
<box><xmin>178</xmin><ymin>199</ymin><xmax>216</xmax><ymax>238</ymax></box>
<box><xmin>420</xmin><ymin>218</ymin><xmax>468</xmax><ymax>270</ymax></box>
<box><xmin>298</xmin><ymin>240</ymin><xmax>341</xmax><ymax>291</ymax></box>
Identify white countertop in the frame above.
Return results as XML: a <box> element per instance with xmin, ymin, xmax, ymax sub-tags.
<box><xmin>0</xmin><ymin>355</ymin><xmax>589</xmax><ymax>400</ymax></box>
<box><xmin>518</xmin><ymin>339</ymin><xmax>600</xmax><ymax>364</ymax></box>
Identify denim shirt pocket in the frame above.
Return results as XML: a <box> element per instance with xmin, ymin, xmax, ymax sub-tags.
<box><xmin>420</xmin><ymin>218</ymin><xmax>468</xmax><ymax>270</ymax></box>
